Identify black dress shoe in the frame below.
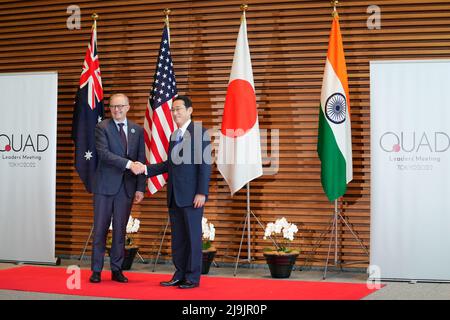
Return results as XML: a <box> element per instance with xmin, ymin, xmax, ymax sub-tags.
<box><xmin>89</xmin><ymin>272</ymin><xmax>101</xmax><ymax>283</ymax></box>
<box><xmin>111</xmin><ymin>271</ymin><xmax>128</xmax><ymax>283</ymax></box>
<box><xmin>178</xmin><ymin>281</ymin><xmax>199</xmax><ymax>289</ymax></box>
<box><xmin>160</xmin><ymin>278</ymin><xmax>184</xmax><ymax>287</ymax></box>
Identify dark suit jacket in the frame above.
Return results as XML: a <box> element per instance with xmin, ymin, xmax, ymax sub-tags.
<box><xmin>93</xmin><ymin>118</ymin><xmax>146</xmax><ymax>197</ymax></box>
<box><xmin>147</xmin><ymin>121</ymin><xmax>212</xmax><ymax>207</ymax></box>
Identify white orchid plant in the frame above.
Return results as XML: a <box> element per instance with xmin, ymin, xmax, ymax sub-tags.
<box><xmin>202</xmin><ymin>217</ymin><xmax>216</xmax><ymax>251</ymax></box>
<box><xmin>263</xmin><ymin>217</ymin><xmax>299</xmax><ymax>254</ymax></box>
<box><xmin>108</xmin><ymin>216</ymin><xmax>140</xmax><ymax>247</ymax></box>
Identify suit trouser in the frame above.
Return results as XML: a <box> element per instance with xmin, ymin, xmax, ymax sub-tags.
<box><xmin>91</xmin><ymin>183</ymin><xmax>133</xmax><ymax>272</ymax></box>
<box><xmin>169</xmin><ymin>201</ymin><xmax>203</xmax><ymax>284</ymax></box>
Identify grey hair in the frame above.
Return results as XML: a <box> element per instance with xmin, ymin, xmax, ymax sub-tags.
<box><xmin>109</xmin><ymin>93</ymin><xmax>129</xmax><ymax>105</ymax></box>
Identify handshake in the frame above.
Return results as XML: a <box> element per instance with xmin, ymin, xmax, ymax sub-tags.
<box><xmin>130</xmin><ymin>161</ymin><xmax>146</xmax><ymax>175</ymax></box>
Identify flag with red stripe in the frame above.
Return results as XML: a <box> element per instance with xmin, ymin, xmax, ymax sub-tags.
<box><xmin>144</xmin><ymin>21</ymin><xmax>177</xmax><ymax>194</ymax></box>
<box><xmin>71</xmin><ymin>20</ymin><xmax>104</xmax><ymax>193</ymax></box>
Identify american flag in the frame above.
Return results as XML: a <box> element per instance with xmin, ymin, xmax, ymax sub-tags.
<box><xmin>72</xmin><ymin>21</ymin><xmax>104</xmax><ymax>193</ymax></box>
<box><xmin>144</xmin><ymin>22</ymin><xmax>177</xmax><ymax>194</ymax></box>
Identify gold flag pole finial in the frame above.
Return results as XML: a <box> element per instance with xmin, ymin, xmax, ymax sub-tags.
<box><xmin>331</xmin><ymin>0</ymin><xmax>339</xmax><ymax>18</ymax></box>
<box><xmin>241</xmin><ymin>4</ymin><xmax>248</xmax><ymax>20</ymax></box>
<box><xmin>92</xmin><ymin>13</ymin><xmax>98</xmax><ymax>28</ymax></box>
<box><xmin>164</xmin><ymin>8</ymin><xmax>171</xmax><ymax>25</ymax></box>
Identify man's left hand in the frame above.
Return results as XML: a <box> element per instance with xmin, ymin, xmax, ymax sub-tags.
<box><xmin>134</xmin><ymin>191</ymin><xmax>144</xmax><ymax>204</ymax></box>
<box><xmin>193</xmin><ymin>194</ymin><xmax>206</xmax><ymax>208</ymax></box>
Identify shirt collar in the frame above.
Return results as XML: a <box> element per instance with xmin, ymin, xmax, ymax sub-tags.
<box><xmin>178</xmin><ymin>119</ymin><xmax>191</xmax><ymax>136</ymax></box>
<box><xmin>113</xmin><ymin>118</ymin><xmax>128</xmax><ymax>128</ymax></box>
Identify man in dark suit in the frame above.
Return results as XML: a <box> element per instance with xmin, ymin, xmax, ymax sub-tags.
<box><xmin>133</xmin><ymin>95</ymin><xmax>212</xmax><ymax>289</ymax></box>
<box><xmin>89</xmin><ymin>93</ymin><xmax>146</xmax><ymax>283</ymax></box>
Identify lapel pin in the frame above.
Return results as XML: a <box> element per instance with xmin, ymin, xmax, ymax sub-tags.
<box><xmin>131</xmin><ymin>128</ymin><xmax>136</xmax><ymax>134</ymax></box>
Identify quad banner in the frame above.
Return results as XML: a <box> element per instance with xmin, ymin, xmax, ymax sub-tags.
<box><xmin>0</xmin><ymin>72</ymin><xmax>57</xmax><ymax>264</ymax></box>
<box><xmin>370</xmin><ymin>60</ymin><xmax>450</xmax><ymax>281</ymax></box>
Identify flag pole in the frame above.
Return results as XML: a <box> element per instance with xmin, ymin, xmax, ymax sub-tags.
<box><xmin>241</xmin><ymin>3</ymin><xmax>248</xmax><ymax>20</ymax></box>
<box><xmin>78</xmin><ymin>12</ymin><xmax>99</xmax><ymax>264</ymax></box>
<box><xmin>219</xmin><ymin>3</ymin><xmax>268</xmax><ymax>275</ymax></box>
<box><xmin>164</xmin><ymin>8</ymin><xmax>170</xmax><ymax>27</ymax></box>
<box><xmin>241</xmin><ymin>3</ymin><xmax>251</xmax><ymax>263</ymax></box>
<box><xmin>92</xmin><ymin>12</ymin><xmax>98</xmax><ymax>26</ymax></box>
<box><xmin>241</xmin><ymin>3</ymin><xmax>252</xmax><ymax>265</ymax></box>
<box><xmin>247</xmin><ymin>183</ymin><xmax>251</xmax><ymax>261</ymax></box>
<box><xmin>334</xmin><ymin>199</ymin><xmax>338</xmax><ymax>264</ymax></box>
<box><xmin>232</xmin><ymin>3</ymin><xmax>266</xmax><ymax>275</ymax></box>
<box><xmin>164</xmin><ymin>8</ymin><xmax>170</xmax><ymax>44</ymax></box>
<box><xmin>304</xmin><ymin>0</ymin><xmax>370</xmax><ymax>278</ymax></box>
<box><xmin>326</xmin><ymin>0</ymin><xmax>343</xmax><ymax>279</ymax></box>
<box><xmin>331</xmin><ymin>0</ymin><xmax>339</xmax><ymax>17</ymax></box>
<box><xmin>151</xmin><ymin>8</ymin><xmax>176</xmax><ymax>271</ymax></box>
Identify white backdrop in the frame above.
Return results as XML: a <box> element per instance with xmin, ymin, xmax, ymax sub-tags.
<box><xmin>0</xmin><ymin>72</ymin><xmax>57</xmax><ymax>264</ymax></box>
<box><xmin>370</xmin><ymin>60</ymin><xmax>450</xmax><ymax>281</ymax></box>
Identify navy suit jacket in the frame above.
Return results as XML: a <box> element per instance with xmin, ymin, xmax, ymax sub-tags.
<box><xmin>93</xmin><ymin>118</ymin><xmax>146</xmax><ymax>197</ymax></box>
<box><xmin>147</xmin><ymin>121</ymin><xmax>212</xmax><ymax>208</ymax></box>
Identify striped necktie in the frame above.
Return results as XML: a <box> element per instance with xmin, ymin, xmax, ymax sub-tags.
<box><xmin>118</xmin><ymin>123</ymin><xmax>127</xmax><ymax>155</ymax></box>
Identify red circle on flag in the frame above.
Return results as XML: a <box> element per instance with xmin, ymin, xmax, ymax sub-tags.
<box><xmin>221</xmin><ymin>79</ymin><xmax>257</xmax><ymax>138</ymax></box>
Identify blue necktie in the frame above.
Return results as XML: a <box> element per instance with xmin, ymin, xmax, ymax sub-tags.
<box><xmin>175</xmin><ymin>129</ymin><xmax>183</xmax><ymax>145</ymax></box>
<box><xmin>172</xmin><ymin>129</ymin><xmax>183</xmax><ymax>159</ymax></box>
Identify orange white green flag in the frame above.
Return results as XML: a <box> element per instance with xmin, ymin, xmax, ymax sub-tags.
<box><xmin>317</xmin><ymin>14</ymin><xmax>353</xmax><ymax>202</ymax></box>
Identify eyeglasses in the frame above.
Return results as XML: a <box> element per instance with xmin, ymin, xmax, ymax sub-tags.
<box><xmin>109</xmin><ymin>104</ymin><xmax>128</xmax><ymax>110</ymax></box>
<box><xmin>171</xmin><ymin>106</ymin><xmax>186</xmax><ymax>113</ymax></box>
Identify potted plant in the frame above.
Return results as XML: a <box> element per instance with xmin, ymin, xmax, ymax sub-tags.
<box><xmin>263</xmin><ymin>217</ymin><xmax>299</xmax><ymax>278</ymax></box>
<box><xmin>107</xmin><ymin>215</ymin><xmax>140</xmax><ymax>270</ymax></box>
<box><xmin>201</xmin><ymin>217</ymin><xmax>216</xmax><ymax>274</ymax></box>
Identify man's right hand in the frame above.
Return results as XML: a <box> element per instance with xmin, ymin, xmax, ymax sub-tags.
<box><xmin>130</xmin><ymin>161</ymin><xmax>146</xmax><ymax>175</ymax></box>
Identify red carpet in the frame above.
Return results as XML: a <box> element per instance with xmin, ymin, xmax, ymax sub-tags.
<box><xmin>0</xmin><ymin>266</ymin><xmax>378</xmax><ymax>300</ymax></box>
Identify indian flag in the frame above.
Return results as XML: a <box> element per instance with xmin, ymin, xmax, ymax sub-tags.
<box><xmin>317</xmin><ymin>15</ymin><xmax>353</xmax><ymax>202</ymax></box>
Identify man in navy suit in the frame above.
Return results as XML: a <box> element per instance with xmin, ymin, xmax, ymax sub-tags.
<box><xmin>133</xmin><ymin>95</ymin><xmax>212</xmax><ymax>289</ymax></box>
<box><xmin>89</xmin><ymin>93</ymin><xmax>146</xmax><ymax>283</ymax></box>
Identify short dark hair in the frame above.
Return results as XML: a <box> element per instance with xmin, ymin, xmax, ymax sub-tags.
<box><xmin>174</xmin><ymin>95</ymin><xmax>192</xmax><ymax>110</ymax></box>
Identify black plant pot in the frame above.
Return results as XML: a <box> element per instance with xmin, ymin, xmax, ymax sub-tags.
<box><xmin>106</xmin><ymin>246</ymin><xmax>139</xmax><ymax>270</ymax></box>
<box><xmin>201</xmin><ymin>250</ymin><xmax>217</xmax><ymax>274</ymax></box>
<box><xmin>121</xmin><ymin>247</ymin><xmax>139</xmax><ymax>270</ymax></box>
<box><xmin>263</xmin><ymin>253</ymin><xmax>298</xmax><ymax>278</ymax></box>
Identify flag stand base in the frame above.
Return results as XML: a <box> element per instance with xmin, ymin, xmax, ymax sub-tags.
<box><xmin>151</xmin><ymin>216</ymin><xmax>219</xmax><ymax>271</ymax></box>
<box><xmin>151</xmin><ymin>217</ymin><xmax>170</xmax><ymax>272</ymax></box>
<box><xmin>78</xmin><ymin>223</ymin><xmax>147</xmax><ymax>266</ymax></box>
<box><xmin>78</xmin><ymin>224</ymin><xmax>94</xmax><ymax>264</ymax></box>
<box><xmin>231</xmin><ymin>209</ymin><xmax>266</xmax><ymax>276</ymax></box>
<box><xmin>300</xmin><ymin>198</ymin><xmax>369</xmax><ymax>279</ymax></box>
<box><xmin>222</xmin><ymin>183</ymin><xmax>272</xmax><ymax>276</ymax></box>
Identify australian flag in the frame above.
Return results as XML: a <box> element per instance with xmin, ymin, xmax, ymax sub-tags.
<box><xmin>71</xmin><ymin>22</ymin><xmax>104</xmax><ymax>193</ymax></box>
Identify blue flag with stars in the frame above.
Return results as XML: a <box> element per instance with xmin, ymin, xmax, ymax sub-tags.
<box><xmin>71</xmin><ymin>22</ymin><xmax>104</xmax><ymax>193</ymax></box>
<box><xmin>144</xmin><ymin>21</ymin><xmax>178</xmax><ymax>194</ymax></box>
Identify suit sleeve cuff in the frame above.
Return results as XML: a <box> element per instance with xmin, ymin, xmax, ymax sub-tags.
<box><xmin>126</xmin><ymin>160</ymin><xmax>132</xmax><ymax>170</ymax></box>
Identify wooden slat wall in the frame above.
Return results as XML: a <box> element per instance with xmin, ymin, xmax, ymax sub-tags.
<box><xmin>1</xmin><ymin>0</ymin><xmax>449</xmax><ymax>268</ymax></box>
